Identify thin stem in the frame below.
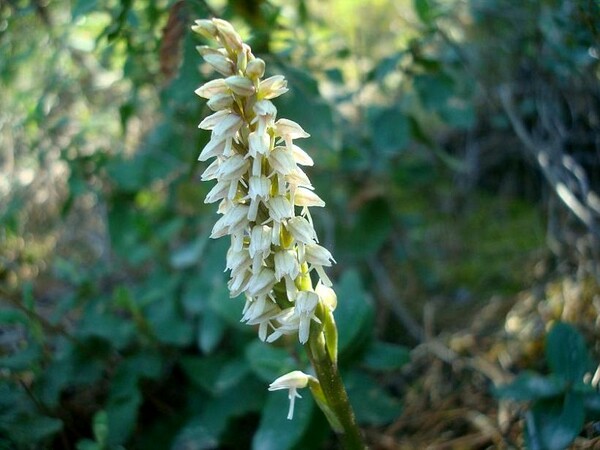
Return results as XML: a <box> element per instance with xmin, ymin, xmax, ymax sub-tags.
<box><xmin>305</xmin><ymin>329</ymin><xmax>366</xmax><ymax>450</ymax></box>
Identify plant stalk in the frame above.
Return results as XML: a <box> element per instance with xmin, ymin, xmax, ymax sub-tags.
<box><xmin>305</xmin><ymin>329</ymin><xmax>366</xmax><ymax>450</ymax></box>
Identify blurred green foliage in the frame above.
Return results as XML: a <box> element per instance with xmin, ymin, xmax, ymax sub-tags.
<box><xmin>0</xmin><ymin>0</ymin><xmax>598</xmax><ymax>448</ymax></box>
<box><xmin>495</xmin><ymin>322</ymin><xmax>600</xmax><ymax>450</ymax></box>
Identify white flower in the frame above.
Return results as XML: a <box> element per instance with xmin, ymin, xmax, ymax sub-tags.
<box><xmin>195</xmin><ymin>79</ymin><xmax>228</xmax><ymax>99</ymax></box>
<box><xmin>268</xmin><ymin>371</ymin><xmax>316</xmax><ymax>420</ymax></box>
<box><xmin>316</xmin><ymin>281</ymin><xmax>337</xmax><ymax>311</ymax></box>
<box><xmin>194</xmin><ymin>17</ymin><xmax>338</xmax><ymax>349</ymax></box>
<box><xmin>225</xmin><ymin>75</ymin><xmax>255</xmax><ymax>96</ymax></box>
<box><xmin>274</xmin><ymin>249</ymin><xmax>300</xmax><ymax>281</ymax></box>
<box><xmin>290</xmin><ymin>144</ymin><xmax>314</xmax><ymax>166</ymax></box>
<box><xmin>286</xmin><ymin>216</ymin><xmax>317</xmax><ymax>244</ymax></box>
<box><xmin>295</xmin><ymin>291</ymin><xmax>320</xmax><ymax>344</ymax></box>
<box><xmin>259</xmin><ymin>75</ymin><xmax>288</xmax><ymax>100</ymax></box>
<box><xmin>267</xmin><ymin>196</ymin><xmax>293</xmax><ymax>222</ymax></box>
<box><xmin>269</xmin><ymin>147</ymin><xmax>297</xmax><ymax>175</ymax></box>
<box><xmin>294</xmin><ymin>187</ymin><xmax>325</xmax><ymax>207</ymax></box>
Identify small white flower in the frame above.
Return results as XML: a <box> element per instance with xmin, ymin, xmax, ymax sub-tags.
<box><xmin>202</xmin><ymin>53</ymin><xmax>235</xmax><ymax>76</ymax></box>
<box><xmin>267</xmin><ymin>196</ymin><xmax>293</xmax><ymax>222</ymax></box>
<box><xmin>195</xmin><ymin>78</ymin><xmax>228</xmax><ymax>99</ymax></box>
<box><xmin>216</xmin><ymin>154</ymin><xmax>249</xmax><ymax>181</ymax></box>
<box><xmin>274</xmin><ymin>249</ymin><xmax>300</xmax><ymax>281</ymax></box>
<box><xmin>246</xmin><ymin>58</ymin><xmax>265</xmax><ymax>78</ymax></box>
<box><xmin>207</xmin><ymin>93</ymin><xmax>234</xmax><ymax>111</ymax></box>
<box><xmin>290</xmin><ymin>144</ymin><xmax>314</xmax><ymax>166</ymax></box>
<box><xmin>275</xmin><ymin>119</ymin><xmax>310</xmax><ymax>151</ymax></box>
<box><xmin>259</xmin><ymin>75</ymin><xmax>288</xmax><ymax>100</ymax></box>
<box><xmin>294</xmin><ymin>187</ymin><xmax>325</xmax><ymax>207</ymax></box>
<box><xmin>268</xmin><ymin>371</ymin><xmax>316</xmax><ymax>420</ymax></box>
<box><xmin>286</xmin><ymin>216</ymin><xmax>317</xmax><ymax>244</ymax></box>
<box><xmin>316</xmin><ymin>281</ymin><xmax>337</xmax><ymax>311</ymax></box>
<box><xmin>198</xmin><ymin>137</ymin><xmax>227</xmax><ymax>161</ymax></box>
<box><xmin>247</xmin><ymin>267</ymin><xmax>276</xmax><ymax>297</ymax></box>
<box><xmin>225</xmin><ymin>75</ymin><xmax>256</xmax><ymax>96</ymax></box>
<box><xmin>304</xmin><ymin>243</ymin><xmax>335</xmax><ymax>266</ymax></box>
<box><xmin>213</xmin><ymin>18</ymin><xmax>244</xmax><ymax>52</ymax></box>
<box><xmin>269</xmin><ymin>147</ymin><xmax>297</xmax><ymax>175</ymax></box>
<box><xmin>248</xmin><ymin>131</ymin><xmax>270</xmax><ymax>157</ymax></box>
<box><xmin>295</xmin><ymin>290</ymin><xmax>320</xmax><ymax>344</ymax></box>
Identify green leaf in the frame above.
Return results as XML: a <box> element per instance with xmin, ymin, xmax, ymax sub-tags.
<box><xmin>335</xmin><ymin>270</ymin><xmax>374</xmax><ymax>356</ymax></box>
<box><xmin>345</xmin><ymin>371</ymin><xmax>402</xmax><ymax>425</ymax></box>
<box><xmin>546</xmin><ymin>322</ymin><xmax>589</xmax><ymax>383</ymax></box>
<box><xmin>413</xmin><ymin>73</ymin><xmax>454</xmax><ymax>111</ymax></box>
<box><xmin>245</xmin><ymin>341</ymin><xmax>298</xmax><ymax>383</ymax></box>
<box><xmin>106</xmin><ymin>390</ymin><xmax>141</xmax><ymax>446</ymax></box>
<box><xmin>76</xmin><ymin>310</ymin><xmax>135</xmax><ymax>350</ymax></box>
<box><xmin>145</xmin><ymin>297</ymin><xmax>193</xmax><ymax>346</ymax></box>
<box><xmin>414</xmin><ymin>0</ymin><xmax>434</xmax><ymax>25</ymax></box>
<box><xmin>208</xmin><ymin>284</ymin><xmax>246</xmax><ymax>331</ymax></box>
<box><xmin>72</xmin><ymin>0</ymin><xmax>99</xmax><ymax>19</ymax></box>
<box><xmin>0</xmin><ymin>343</ymin><xmax>41</xmax><ymax>371</ymax></box>
<box><xmin>170</xmin><ymin>235</ymin><xmax>208</xmax><ymax>269</ymax></box>
<box><xmin>9</xmin><ymin>415</ymin><xmax>63</xmax><ymax>444</ymax></box>
<box><xmin>337</xmin><ymin>198</ymin><xmax>393</xmax><ymax>258</ymax></box>
<box><xmin>494</xmin><ymin>372</ymin><xmax>565</xmax><ymax>401</ymax></box>
<box><xmin>362</xmin><ymin>342</ymin><xmax>410</xmax><ymax>372</ymax></box>
<box><xmin>171</xmin><ymin>417</ymin><xmax>220</xmax><ymax>450</ymax></box>
<box><xmin>180</xmin><ymin>356</ymin><xmax>250</xmax><ymax>394</ymax></box>
<box><xmin>252</xmin><ymin>387</ymin><xmax>314</xmax><ymax>450</ymax></box>
<box><xmin>526</xmin><ymin>392</ymin><xmax>585</xmax><ymax>450</ymax></box>
<box><xmin>368</xmin><ymin>106</ymin><xmax>409</xmax><ymax>155</ymax></box>
<box><xmin>198</xmin><ymin>309</ymin><xmax>226</xmax><ymax>354</ymax></box>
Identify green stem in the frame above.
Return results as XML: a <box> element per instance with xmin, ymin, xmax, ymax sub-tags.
<box><xmin>305</xmin><ymin>327</ymin><xmax>366</xmax><ymax>450</ymax></box>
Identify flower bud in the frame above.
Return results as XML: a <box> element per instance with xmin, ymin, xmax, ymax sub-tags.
<box><xmin>195</xmin><ymin>78</ymin><xmax>228</xmax><ymax>99</ymax></box>
<box><xmin>203</xmin><ymin>53</ymin><xmax>235</xmax><ymax>76</ymax></box>
<box><xmin>213</xmin><ymin>18</ymin><xmax>243</xmax><ymax>52</ymax></box>
<box><xmin>246</xmin><ymin>58</ymin><xmax>265</xmax><ymax>79</ymax></box>
<box><xmin>191</xmin><ymin>19</ymin><xmax>217</xmax><ymax>39</ymax></box>
<box><xmin>316</xmin><ymin>282</ymin><xmax>337</xmax><ymax>311</ymax></box>
<box><xmin>225</xmin><ymin>75</ymin><xmax>256</xmax><ymax>97</ymax></box>
<box><xmin>207</xmin><ymin>93</ymin><xmax>234</xmax><ymax>111</ymax></box>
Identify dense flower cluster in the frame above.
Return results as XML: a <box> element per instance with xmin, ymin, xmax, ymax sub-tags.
<box><xmin>192</xmin><ymin>18</ymin><xmax>337</xmax><ymax>346</ymax></box>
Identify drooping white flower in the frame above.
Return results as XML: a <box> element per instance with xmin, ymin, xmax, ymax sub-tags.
<box><xmin>268</xmin><ymin>371</ymin><xmax>317</xmax><ymax>420</ymax></box>
<box><xmin>295</xmin><ymin>291</ymin><xmax>320</xmax><ymax>344</ymax></box>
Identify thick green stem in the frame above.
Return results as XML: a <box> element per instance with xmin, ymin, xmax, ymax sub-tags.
<box><xmin>305</xmin><ymin>329</ymin><xmax>366</xmax><ymax>450</ymax></box>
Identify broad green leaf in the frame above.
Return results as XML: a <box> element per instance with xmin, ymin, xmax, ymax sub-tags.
<box><xmin>72</xmin><ymin>0</ymin><xmax>99</xmax><ymax>19</ymax></box>
<box><xmin>0</xmin><ymin>344</ymin><xmax>41</xmax><ymax>371</ymax></box>
<box><xmin>362</xmin><ymin>342</ymin><xmax>410</xmax><ymax>372</ymax></box>
<box><xmin>368</xmin><ymin>106</ymin><xmax>410</xmax><ymax>155</ymax></box>
<box><xmin>76</xmin><ymin>310</ymin><xmax>135</xmax><ymax>350</ymax></box>
<box><xmin>170</xmin><ymin>235</ymin><xmax>208</xmax><ymax>269</ymax></box>
<box><xmin>106</xmin><ymin>389</ymin><xmax>142</xmax><ymax>446</ymax></box>
<box><xmin>494</xmin><ymin>372</ymin><xmax>565</xmax><ymax>401</ymax></box>
<box><xmin>145</xmin><ymin>297</ymin><xmax>193</xmax><ymax>346</ymax></box>
<box><xmin>414</xmin><ymin>0</ymin><xmax>434</xmax><ymax>25</ymax></box>
<box><xmin>245</xmin><ymin>341</ymin><xmax>298</xmax><ymax>383</ymax></box>
<box><xmin>526</xmin><ymin>392</ymin><xmax>585</xmax><ymax>450</ymax></box>
<box><xmin>171</xmin><ymin>417</ymin><xmax>219</xmax><ymax>450</ymax></box>
<box><xmin>335</xmin><ymin>270</ymin><xmax>374</xmax><ymax>356</ymax></box>
<box><xmin>9</xmin><ymin>415</ymin><xmax>63</xmax><ymax>444</ymax></box>
<box><xmin>198</xmin><ymin>309</ymin><xmax>226</xmax><ymax>354</ymax></box>
<box><xmin>180</xmin><ymin>356</ymin><xmax>249</xmax><ymax>394</ymax></box>
<box><xmin>337</xmin><ymin>198</ymin><xmax>393</xmax><ymax>258</ymax></box>
<box><xmin>345</xmin><ymin>371</ymin><xmax>402</xmax><ymax>425</ymax></box>
<box><xmin>413</xmin><ymin>73</ymin><xmax>454</xmax><ymax>111</ymax></box>
<box><xmin>546</xmin><ymin>322</ymin><xmax>589</xmax><ymax>383</ymax></box>
<box><xmin>252</xmin><ymin>387</ymin><xmax>314</xmax><ymax>450</ymax></box>
<box><xmin>208</xmin><ymin>284</ymin><xmax>246</xmax><ymax>331</ymax></box>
